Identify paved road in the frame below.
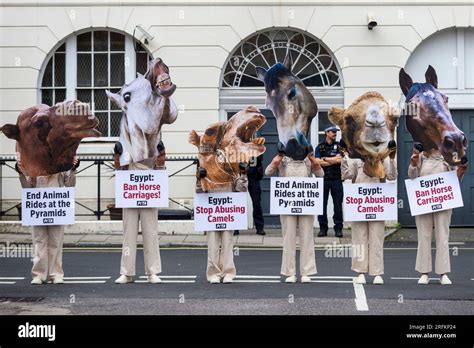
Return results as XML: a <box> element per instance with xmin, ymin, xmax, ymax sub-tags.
<box><xmin>0</xmin><ymin>242</ymin><xmax>472</xmax><ymax>315</ymax></box>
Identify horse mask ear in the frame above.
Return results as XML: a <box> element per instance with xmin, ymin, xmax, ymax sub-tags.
<box><xmin>399</xmin><ymin>68</ymin><xmax>413</xmax><ymax>97</ymax></box>
<box><xmin>1</xmin><ymin>124</ymin><xmax>20</xmax><ymax>140</ymax></box>
<box><xmin>328</xmin><ymin>107</ymin><xmax>345</xmax><ymax>129</ymax></box>
<box><xmin>255</xmin><ymin>67</ymin><xmax>267</xmax><ymax>82</ymax></box>
<box><xmin>283</xmin><ymin>53</ymin><xmax>293</xmax><ymax>71</ymax></box>
<box><xmin>188</xmin><ymin>130</ymin><xmax>201</xmax><ymax>147</ymax></box>
<box><xmin>425</xmin><ymin>65</ymin><xmax>438</xmax><ymax>89</ymax></box>
<box><xmin>105</xmin><ymin>90</ymin><xmax>121</xmax><ymax>107</ymax></box>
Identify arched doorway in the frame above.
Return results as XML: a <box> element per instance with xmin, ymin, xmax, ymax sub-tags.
<box><xmin>220</xmin><ymin>28</ymin><xmax>344</xmax><ymax>226</ymax></box>
<box><xmin>398</xmin><ymin>28</ymin><xmax>474</xmax><ymax>226</ymax></box>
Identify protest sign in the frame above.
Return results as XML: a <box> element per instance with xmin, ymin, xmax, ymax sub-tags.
<box><xmin>194</xmin><ymin>192</ymin><xmax>248</xmax><ymax>231</ymax></box>
<box><xmin>115</xmin><ymin>170</ymin><xmax>169</xmax><ymax>208</ymax></box>
<box><xmin>343</xmin><ymin>182</ymin><xmax>397</xmax><ymax>221</ymax></box>
<box><xmin>405</xmin><ymin>170</ymin><xmax>463</xmax><ymax>216</ymax></box>
<box><xmin>22</xmin><ymin>187</ymin><xmax>75</xmax><ymax>226</ymax></box>
<box><xmin>270</xmin><ymin>177</ymin><xmax>323</xmax><ymax>215</ymax></box>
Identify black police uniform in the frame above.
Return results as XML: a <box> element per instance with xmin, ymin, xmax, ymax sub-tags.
<box><xmin>315</xmin><ymin>141</ymin><xmax>343</xmax><ymax>235</ymax></box>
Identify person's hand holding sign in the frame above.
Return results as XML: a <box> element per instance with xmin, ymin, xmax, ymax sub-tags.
<box><xmin>113</xmin><ymin>142</ymin><xmax>123</xmax><ymax>170</ymax></box>
<box><xmin>388</xmin><ymin>140</ymin><xmax>397</xmax><ymax>160</ymax></box>
<box><xmin>270</xmin><ymin>153</ymin><xmax>284</xmax><ymax>170</ymax></box>
<box><xmin>156</xmin><ymin>141</ymin><xmax>166</xmax><ymax>169</ymax></box>
<box><xmin>410</xmin><ymin>142</ymin><xmax>423</xmax><ymax>167</ymax></box>
<box><xmin>457</xmin><ymin>156</ymin><xmax>468</xmax><ymax>180</ymax></box>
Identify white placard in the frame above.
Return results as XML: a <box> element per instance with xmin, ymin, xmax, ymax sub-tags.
<box><xmin>270</xmin><ymin>177</ymin><xmax>323</xmax><ymax>215</ymax></box>
<box><xmin>343</xmin><ymin>182</ymin><xmax>397</xmax><ymax>221</ymax></box>
<box><xmin>115</xmin><ymin>170</ymin><xmax>169</xmax><ymax>208</ymax></box>
<box><xmin>405</xmin><ymin>170</ymin><xmax>463</xmax><ymax>216</ymax></box>
<box><xmin>194</xmin><ymin>192</ymin><xmax>248</xmax><ymax>231</ymax></box>
<box><xmin>21</xmin><ymin>187</ymin><xmax>75</xmax><ymax>226</ymax></box>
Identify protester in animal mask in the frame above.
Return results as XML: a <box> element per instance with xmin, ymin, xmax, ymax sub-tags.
<box><xmin>341</xmin><ymin>140</ymin><xmax>397</xmax><ymax>285</ymax></box>
<box><xmin>17</xmin><ymin>153</ymin><xmax>79</xmax><ymax>285</ymax></box>
<box><xmin>400</xmin><ymin>66</ymin><xmax>468</xmax><ymax>285</ymax></box>
<box><xmin>189</xmin><ymin>106</ymin><xmax>266</xmax><ymax>283</ymax></box>
<box><xmin>113</xmin><ymin>141</ymin><xmax>166</xmax><ymax>284</ymax></box>
<box><xmin>265</xmin><ymin>148</ymin><xmax>324</xmax><ymax>283</ymax></box>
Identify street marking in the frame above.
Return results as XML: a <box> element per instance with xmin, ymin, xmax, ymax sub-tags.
<box><xmin>0</xmin><ymin>277</ymin><xmax>25</xmax><ymax>280</ymax></box>
<box><xmin>311</xmin><ymin>280</ymin><xmax>353</xmax><ymax>284</ymax></box>
<box><xmin>233</xmin><ymin>280</ymin><xmax>280</xmax><ymax>283</ymax></box>
<box><xmin>235</xmin><ymin>275</ymin><xmax>280</xmax><ymax>279</ymax></box>
<box><xmin>138</xmin><ymin>275</ymin><xmax>197</xmax><ymax>279</ymax></box>
<box><xmin>310</xmin><ymin>276</ymin><xmax>354</xmax><ymax>279</ymax></box>
<box><xmin>391</xmin><ymin>277</ymin><xmax>440</xmax><ymax>281</ymax></box>
<box><xmin>353</xmin><ymin>281</ymin><xmax>369</xmax><ymax>311</ymax></box>
<box><xmin>134</xmin><ymin>280</ymin><xmax>195</xmax><ymax>284</ymax></box>
<box><xmin>63</xmin><ymin>280</ymin><xmax>107</xmax><ymax>284</ymax></box>
<box><xmin>0</xmin><ymin>281</ymin><xmax>16</xmax><ymax>284</ymax></box>
<box><xmin>64</xmin><ymin>277</ymin><xmax>111</xmax><ymax>280</ymax></box>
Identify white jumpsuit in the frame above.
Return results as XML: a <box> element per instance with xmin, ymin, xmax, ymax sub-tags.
<box><xmin>408</xmin><ymin>150</ymin><xmax>453</xmax><ymax>275</ymax></box>
<box><xmin>341</xmin><ymin>157</ymin><xmax>397</xmax><ymax>276</ymax></box>
<box><xmin>119</xmin><ymin>159</ymin><xmax>162</xmax><ymax>277</ymax></box>
<box><xmin>21</xmin><ymin>171</ymin><xmax>76</xmax><ymax>282</ymax></box>
<box><xmin>265</xmin><ymin>157</ymin><xmax>324</xmax><ymax>277</ymax></box>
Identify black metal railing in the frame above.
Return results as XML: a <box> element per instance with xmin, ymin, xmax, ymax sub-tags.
<box><xmin>0</xmin><ymin>155</ymin><xmax>198</xmax><ymax>220</ymax></box>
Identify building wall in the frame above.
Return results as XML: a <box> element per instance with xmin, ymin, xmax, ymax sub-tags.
<box><xmin>0</xmin><ymin>0</ymin><xmax>473</xmax><ymax>216</ymax></box>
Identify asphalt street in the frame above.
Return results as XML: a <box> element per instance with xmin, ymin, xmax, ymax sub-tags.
<box><xmin>0</xmin><ymin>241</ymin><xmax>473</xmax><ymax>315</ymax></box>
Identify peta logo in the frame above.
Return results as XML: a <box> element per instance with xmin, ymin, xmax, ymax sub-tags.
<box><xmin>18</xmin><ymin>322</ymin><xmax>56</xmax><ymax>341</ymax></box>
<box><xmin>216</xmin><ymin>223</ymin><xmax>227</xmax><ymax>229</ymax></box>
<box><xmin>365</xmin><ymin>214</ymin><xmax>376</xmax><ymax>219</ymax></box>
<box><xmin>431</xmin><ymin>204</ymin><xmax>442</xmax><ymax>211</ymax></box>
<box><xmin>291</xmin><ymin>208</ymin><xmax>302</xmax><ymax>213</ymax></box>
<box><xmin>136</xmin><ymin>201</ymin><xmax>148</xmax><ymax>207</ymax></box>
<box><xmin>43</xmin><ymin>218</ymin><xmax>54</xmax><ymax>223</ymax></box>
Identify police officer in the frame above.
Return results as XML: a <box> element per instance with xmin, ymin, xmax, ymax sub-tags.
<box><xmin>315</xmin><ymin>125</ymin><xmax>343</xmax><ymax>237</ymax></box>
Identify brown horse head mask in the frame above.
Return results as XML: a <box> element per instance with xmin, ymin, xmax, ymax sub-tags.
<box><xmin>189</xmin><ymin>106</ymin><xmax>266</xmax><ymax>192</ymax></box>
<box><xmin>1</xmin><ymin>100</ymin><xmax>100</xmax><ymax>177</ymax></box>
<box><xmin>399</xmin><ymin>65</ymin><xmax>467</xmax><ymax>165</ymax></box>
<box><xmin>328</xmin><ymin>92</ymin><xmax>400</xmax><ymax>178</ymax></box>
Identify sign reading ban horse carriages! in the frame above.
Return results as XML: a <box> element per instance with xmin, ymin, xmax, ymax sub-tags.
<box><xmin>405</xmin><ymin>171</ymin><xmax>463</xmax><ymax>216</ymax></box>
<box><xmin>194</xmin><ymin>192</ymin><xmax>248</xmax><ymax>231</ymax></box>
<box><xmin>343</xmin><ymin>182</ymin><xmax>397</xmax><ymax>221</ymax></box>
<box><xmin>115</xmin><ymin>170</ymin><xmax>169</xmax><ymax>208</ymax></box>
<box><xmin>270</xmin><ymin>177</ymin><xmax>323</xmax><ymax>215</ymax></box>
<box><xmin>21</xmin><ymin>188</ymin><xmax>75</xmax><ymax>226</ymax></box>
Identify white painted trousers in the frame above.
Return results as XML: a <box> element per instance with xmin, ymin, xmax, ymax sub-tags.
<box><xmin>31</xmin><ymin>225</ymin><xmax>64</xmax><ymax>281</ymax></box>
<box><xmin>120</xmin><ymin>208</ymin><xmax>162</xmax><ymax>276</ymax></box>
<box><xmin>206</xmin><ymin>231</ymin><xmax>236</xmax><ymax>281</ymax></box>
<box><xmin>280</xmin><ymin>215</ymin><xmax>317</xmax><ymax>277</ymax></box>
<box><xmin>415</xmin><ymin>209</ymin><xmax>452</xmax><ymax>275</ymax></box>
<box><xmin>351</xmin><ymin>221</ymin><xmax>385</xmax><ymax>276</ymax></box>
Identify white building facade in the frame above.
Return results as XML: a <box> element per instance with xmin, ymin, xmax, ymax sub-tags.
<box><xmin>0</xmin><ymin>0</ymin><xmax>473</xmax><ymax>226</ymax></box>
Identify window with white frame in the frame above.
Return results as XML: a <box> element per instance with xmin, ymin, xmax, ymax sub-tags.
<box><xmin>40</xmin><ymin>29</ymin><xmax>151</xmax><ymax>139</ymax></box>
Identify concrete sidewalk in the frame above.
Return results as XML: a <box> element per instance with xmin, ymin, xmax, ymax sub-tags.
<box><xmin>0</xmin><ymin>227</ymin><xmax>400</xmax><ymax>248</ymax></box>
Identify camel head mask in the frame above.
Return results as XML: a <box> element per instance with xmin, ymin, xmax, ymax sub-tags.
<box><xmin>106</xmin><ymin>58</ymin><xmax>178</xmax><ymax>166</ymax></box>
<box><xmin>1</xmin><ymin>100</ymin><xmax>100</xmax><ymax>177</ymax></box>
<box><xmin>189</xmin><ymin>106</ymin><xmax>266</xmax><ymax>192</ymax></box>
<box><xmin>328</xmin><ymin>92</ymin><xmax>400</xmax><ymax>178</ymax></box>
<box><xmin>256</xmin><ymin>54</ymin><xmax>317</xmax><ymax>160</ymax></box>
<box><xmin>399</xmin><ymin>65</ymin><xmax>467</xmax><ymax>166</ymax></box>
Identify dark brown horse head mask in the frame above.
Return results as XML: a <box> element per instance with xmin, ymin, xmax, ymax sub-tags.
<box><xmin>256</xmin><ymin>54</ymin><xmax>317</xmax><ymax>160</ymax></box>
<box><xmin>399</xmin><ymin>65</ymin><xmax>467</xmax><ymax>165</ymax></box>
<box><xmin>1</xmin><ymin>100</ymin><xmax>100</xmax><ymax>177</ymax></box>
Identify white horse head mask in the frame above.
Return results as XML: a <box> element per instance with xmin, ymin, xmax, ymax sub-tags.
<box><xmin>106</xmin><ymin>58</ymin><xmax>178</xmax><ymax>165</ymax></box>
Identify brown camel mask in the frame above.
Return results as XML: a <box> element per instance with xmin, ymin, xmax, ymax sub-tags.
<box><xmin>1</xmin><ymin>100</ymin><xmax>100</xmax><ymax>177</ymax></box>
<box><xmin>189</xmin><ymin>106</ymin><xmax>266</xmax><ymax>192</ymax></box>
<box><xmin>256</xmin><ymin>54</ymin><xmax>317</xmax><ymax>160</ymax></box>
<box><xmin>399</xmin><ymin>65</ymin><xmax>467</xmax><ymax>166</ymax></box>
<box><xmin>328</xmin><ymin>92</ymin><xmax>400</xmax><ymax>178</ymax></box>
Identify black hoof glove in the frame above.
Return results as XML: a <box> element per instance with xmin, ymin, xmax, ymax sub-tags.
<box><xmin>339</xmin><ymin>138</ymin><xmax>347</xmax><ymax>151</ymax></box>
<box><xmin>114</xmin><ymin>141</ymin><xmax>123</xmax><ymax>155</ymax></box>
<box><xmin>461</xmin><ymin>156</ymin><xmax>468</xmax><ymax>165</ymax></box>
<box><xmin>413</xmin><ymin>142</ymin><xmax>424</xmax><ymax>153</ymax></box>
<box><xmin>388</xmin><ymin>140</ymin><xmax>396</xmax><ymax>149</ymax></box>
<box><xmin>198</xmin><ymin>167</ymin><xmax>207</xmax><ymax>178</ymax></box>
<box><xmin>157</xmin><ymin>141</ymin><xmax>165</xmax><ymax>153</ymax></box>
<box><xmin>277</xmin><ymin>142</ymin><xmax>286</xmax><ymax>155</ymax></box>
